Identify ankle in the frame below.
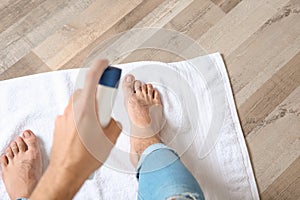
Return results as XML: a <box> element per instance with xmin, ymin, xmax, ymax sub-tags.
<box><xmin>131</xmin><ymin>135</ymin><xmax>161</xmax><ymax>157</ymax></box>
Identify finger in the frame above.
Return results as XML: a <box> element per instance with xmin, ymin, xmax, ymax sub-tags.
<box><xmin>103</xmin><ymin>118</ymin><xmax>122</xmax><ymax>144</ymax></box>
<box><xmin>83</xmin><ymin>59</ymin><xmax>109</xmax><ymax>101</ymax></box>
<box><xmin>66</xmin><ymin>89</ymin><xmax>82</xmax><ymax>115</ymax></box>
<box><xmin>70</xmin><ymin>89</ymin><xmax>82</xmax><ymax>105</ymax></box>
<box><xmin>55</xmin><ymin>115</ymin><xmax>63</xmax><ymax>127</ymax></box>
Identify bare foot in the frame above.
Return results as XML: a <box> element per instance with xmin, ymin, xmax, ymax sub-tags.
<box><xmin>1</xmin><ymin>130</ymin><xmax>42</xmax><ymax>199</ymax></box>
<box><xmin>122</xmin><ymin>74</ymin><xmax>163</xmax><ymax>167</ymax></box>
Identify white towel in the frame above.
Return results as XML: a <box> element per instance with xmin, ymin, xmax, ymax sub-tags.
<box><xmin>0</xmin><ymin>53</ymin><xmax>259</xmax><ymax>200</ymax></box>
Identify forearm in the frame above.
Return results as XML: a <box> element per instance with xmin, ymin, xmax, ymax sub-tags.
<box><xmin>30</xmin><ymin>165</ymin><xmax>87</xmax><ymax>200</ymax></box>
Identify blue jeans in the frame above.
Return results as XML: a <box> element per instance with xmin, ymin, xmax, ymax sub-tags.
<box><xmin>136</xmin><ymin>143</ymin><xmax>204</xmax><ymax>200</ymax></box>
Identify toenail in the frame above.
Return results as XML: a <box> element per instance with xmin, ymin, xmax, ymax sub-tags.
<box><xmin>24</xmin><ymin>131</ymin><xmax>31</xmax><ymax>138</ymax></box>
<box><xmin>126</xmin><ymin>75</ymin><xmax>134</xmax><ymax>82</ymax></box>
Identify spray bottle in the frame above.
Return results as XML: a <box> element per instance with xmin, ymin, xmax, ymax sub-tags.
<box><xmin>89</xmin><ymin>66</ymin><xmax>122</xmax><ymax>179</ymax></box>
<box><xmin>96</xmin><ymin>66</ymin><xmax>122</xmax><ymax>127</ymax></box>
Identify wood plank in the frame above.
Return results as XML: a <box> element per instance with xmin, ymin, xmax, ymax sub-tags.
<box><xmin>61</xmin><ymin>0</ymin><xmax>194</xmax><ymax>67</ymax></box>
<box><xmin>0</xmin><ymin>0</ymin><xmax>12</xmax><ymax>11</ymax></box>
<box><xmin>246</xmin><ymin>84</ymin><xmax>300</xmax><ymax>192</ymax></box>
<box><xmin>0</xmin><ymin>0</ymin><xmax>95</xmax><ymax>73</ymax></box>
<box><xmin>0</xmin><ymin>52</ymin><xmax>51</xmax><ymax>81</ymax></box>
<box><xmin>261</xmin><ymin>156</ymin><xmax>300</xmax><ymax>200</ymax></box>
<box><xmin>197</xmin><ymin>0</ymin><xmax>290</xmax><ymax>56</ymax></box>
<box><xmin>33</xmin><ymin>0</ymin><xmax>143</xmax><ymax>70</ymax></box>
<box><xmin>239</xmin><ymin>52</ymin><xmax>300</xmax><ymax>136</ymax></box>
<box><xmin>79</xmin><ymin>0</ymin><xmax>193</xmax><ymax>67</ymax></box>
<box><xmin>115</xmin><ymin>0</ymin><xmax>194</xmax><ymax>63</ymax></box>
<box><xmin>59</xmin><ymin>0</ymin><xmax>167</xmax><ymax>70</ymax></box>
<box><xmin>227</xmin><ymin>0</ymin><xmax>300</xmax><ymax>100</ymax></box>
<box><xmin>211</xmin><ymin>0</ymin><xmax>242</xmax><ymax>13</ymax></box>
<box><xmin>121</xmin><ymin>0</ymin><xmax>224</xmax><ymax>63</ymax></box>
<box><xmin>0</xmin><ymin>0</ymin><xmax>47</xmax><ymax>33</ymax></box>
<box><xmin>164</xmin><ymin>0</ymin><xmax>224</xmax><ymax>38</ymax></box>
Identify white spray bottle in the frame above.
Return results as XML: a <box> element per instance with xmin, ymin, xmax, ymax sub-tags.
<box><xmin>96</xmin><ymin>66</ymin><xmax>122</xmax><ymax>127</ymax></box>
<box><xmin>89</xmin><ymin>66</ymin><xmax>122</xmax><ymax>179</ymax></box>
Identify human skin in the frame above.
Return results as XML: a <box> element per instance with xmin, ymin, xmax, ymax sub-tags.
<box><xmin>1</xmin><ymin>59</ymin><xmax>166</xmax><ymax>199</ymax></box>
<box><xmin>30</xmin><ymin>59</ymin><xmax>122</xmax><ymax>200</ymax></box>
<box><xmin>122</xmin><ymin>74</ymin><xmax>162</xmax><ymax>167</ymax></box>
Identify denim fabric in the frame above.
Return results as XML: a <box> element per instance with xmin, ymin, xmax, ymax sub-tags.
<box><xmin>136</xmin><ymin>143</ymin><xmax>204</xmax><ymax>200</ymax></box>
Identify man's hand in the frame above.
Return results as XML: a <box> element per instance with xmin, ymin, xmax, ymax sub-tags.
<box><xmin>50</xmin><ymin>59</ymin><xmax>121</xmax><ymax>178</ymax></box>
<box><xmin>31</xmin><ymin>59</ymin><xmax>122</xmax><ymax>200</ymax></box>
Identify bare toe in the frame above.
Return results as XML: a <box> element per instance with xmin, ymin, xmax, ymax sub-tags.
<box><xmin>142</xmin><ymin>84</ymin><xmax>148</xmax><ymax>95</ymax></box>
<box><xmin>5</xmin><ymin>147</ymin><xmax>13</xmax><ymax>160</ymax></box>
<box><xmin>122</xmin><ymin>74</ymin><xmax>135</xmax><ymax>96</ymax></box>
<box><xmin>134</xmin><ymin>80</ymin><xmax>142</xmax><ymax>93</ymax></box>
<box><xmin>2</xmin><ymin>130</ymin><xmax>42</xmax><ymax>200</ymax></box>
<box><xmin>1</xmin><ymin>155</ymin><xmax>8</xmax><ymax>168</ymax></box>
<box><xmin>10</xmin><ymin>142</ymin><xmax>19</xmax><ymax>156</ymax></box>
<box><xmin>21</xmin><ymin>130</ymin><xmax>38</xmax><ymax>150</ymax></box>
<box><xmin>147</xmin><ymin>84</ymin><xmax>154</xmax><ymax>98</ymax></box>
<box><xmin>154</xmin><ymin>89</ymin><xmax>161</xmax><ymax>103</ymax></box>
<box><xmin>16</xmin><ymin>136</ymin><xmax>26</xmax><ymax>152</ymax></box>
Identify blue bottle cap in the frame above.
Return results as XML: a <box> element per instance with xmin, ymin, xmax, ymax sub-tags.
<box><xmin>99</xmin><ymin>66</ymin><xmax>122</xmax><ymax>88</ymax></box>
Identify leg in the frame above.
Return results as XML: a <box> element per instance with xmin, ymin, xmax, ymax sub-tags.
<box><xmin>122</xmin><ymin>74</ymin><xmax>204</xmax><ymax>200</ymax></box>
<box><xmin>0</xmin><ymin>130</ymin><xmax>42</xmax><ymax>200</ymax></box>
<box><xmin>137</xmin><ymin>144</ymin><xmax>204</xmax><ymax>200</ymax></box>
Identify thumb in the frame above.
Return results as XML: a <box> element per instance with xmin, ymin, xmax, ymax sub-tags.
<box><xmin>83</xmin><ymin>59</ymin><xmax>109</xmax><ymax>100</ymax></box>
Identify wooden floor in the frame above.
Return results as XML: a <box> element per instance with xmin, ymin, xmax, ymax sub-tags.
<box><xmin>0</xmin><ymin>0</ymin><xmax>299</xmax><ymax>199</ymax></box>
